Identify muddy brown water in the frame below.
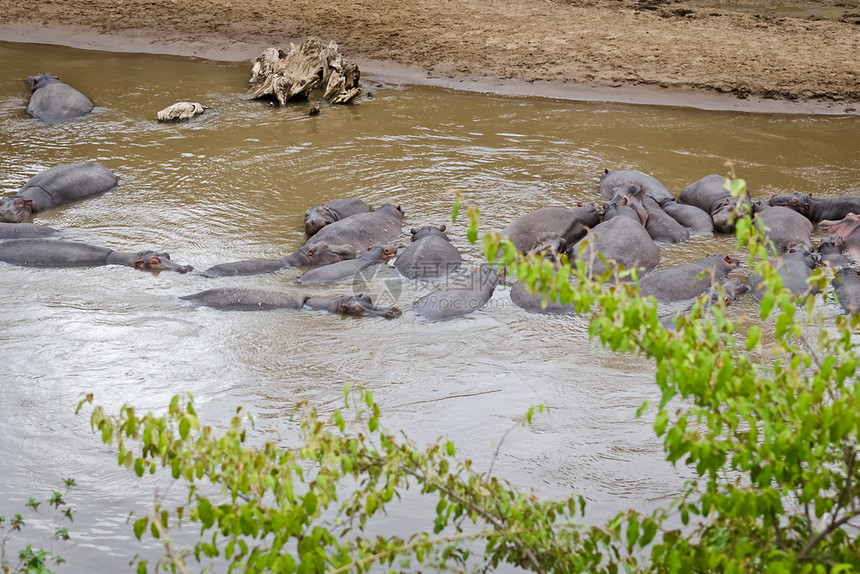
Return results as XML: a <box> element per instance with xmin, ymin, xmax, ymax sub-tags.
<box><xmin>0</xmin><ymin>40</ymin><xmax>858</xmax><ymax>572</ymax></box>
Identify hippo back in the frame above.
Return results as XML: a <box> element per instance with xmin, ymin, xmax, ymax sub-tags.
<box><xmin>599</xmin><ymin>169</ymin><xmax>674</xmax><ymax>203</ymax></box>
<box><xmin>20</xmin><ymin>162</ymin><xmax>118</xmax><ymax>211</ymax></box>
<box><xmin>395</xmin><ymin>226</ymin><xmax>462</xmax><ymax>280</ymax></box>
<box><xmin>571</xmin><ymin>216</ymin><xmax>660</xmax><ymax>278</ymax></box>
<box><xmin>307</xmin><ymin>203</ymin><xmax>404</xmax><ymax>252</ymax></box>
<box><xmin>26</xmin><ymin>74</ymin><xmax>94</xmax><ymax>124</ymax></box>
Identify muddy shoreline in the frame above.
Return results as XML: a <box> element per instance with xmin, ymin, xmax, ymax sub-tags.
<box><xmin>1</xmin><ymin>0</ymin><xmax>858</xmax><ymax>115</ymax></box>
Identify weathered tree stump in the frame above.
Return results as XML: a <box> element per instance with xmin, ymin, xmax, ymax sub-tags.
<box><xmin>157</xmin><ymin>101</ymin><xmax>206</xmax><ymax>121</ymax></box>
<box><xmin>245</xmin><ymin>39</ymin><xmax>361</xmax><ymax>105</ymax></box>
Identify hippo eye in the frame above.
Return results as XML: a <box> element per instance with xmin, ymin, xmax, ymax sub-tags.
<box><xmin>149</xmin><ymin>257</ymin><xmax>162</xmax><ymax>267</ymax></box>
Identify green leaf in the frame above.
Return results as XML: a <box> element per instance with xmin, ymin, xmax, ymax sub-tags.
<box><xmin>451</xmin><ymin>197</ymin><xmax>460</xmax><ymax>222</ymax></box>
<box><xmin>133</xmin><ymin>517</ymin><xmax>148</xmax><ymax>540</ymax></box>
<box><xmin>746</xmin><ymin>325</ymin><xmax>760</xmax><ymax>351</ymax></box>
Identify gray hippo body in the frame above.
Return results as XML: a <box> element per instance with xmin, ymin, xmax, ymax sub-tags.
<box><xmin>679</xmin><ymin>174</ymin><xmax>748</xmax><ymax>234</ymax></box>
<box><xmin>26</xmin><ymin>73</ymin><xmax>94</xmax><ymax>124</ymax></box>
<box><xmin>639</xmin><ymin>254</ymin><xmax>739</xmax><ymax>304</ymax></box>
<box><xmin>769</xmin><ymin>193</ymin><xmax>860</xmax><ymax>223</ymax></box>
<box><xmin>660</xmin><ymin>279</ymin><xmax>749</xmax><ymax>330</ymax></box>
<box><xmin>657</xmin><ymin>198</ymin><xmax>714</xmax><ymax>235</ymax></box>
<box><xmin>298</xmin><ymin>243</ymin><xmax>398</xmax><ymax>284</ymax></box>
<box><xmin>752</xmin><ymin>203</ymin><xmax>814</xmax><ymax>255</ymax></box>
<box><xmin>306</xmin><ymin>203</ymin><xmax>404</xmax><ymax>252</ymax></box>
<box><xmin>599</xmin><ymin>169</ymin><xmax>674</xmax><ymax>203</ymax></box>
<box><xmin>510</xmin><ymin>279</ymin><xmax>578</xmax><ymax>314</ymax></box>
<box><xmin>413</xmin><ymin>265</ymin><xmax>502</xmax><ymax>321</ymax></box>
<box><xmin>304</xmin><ymin>198</ymin><xmax>372</xmax><ymax>236</ymax></box>
<box><xmin>569</xmin><ymin>213</ymin><xmax>660</xmax><ymax>278</ymax></box>
<box><xmin>394</xmin><ymin>225</ymin><xmax>462</xmax><ymax>280</ymax></box>
<box><xmin>642</xmin><ymin>196</ymin><xmax>689</xmax><ymax>243</ymax></box>
<box><xmin>203</xmin><ymin>243</ymin><xmax>356</xmax><ymax>277</ymax></box>
<box><xmin>0</xmin><ymin>162</ymin><xmax>118</xmax><ymax>223</ymax></box>
<box><xmin>0</xmin><ymin>239</ymin><xmax>192</xmax><ymax>273</ymax></box>
<box><xmin>819</xmin><ymin>213</ymin><xmax>860</xmax><ymax>263</ymax></box>
<box><xmin>502</xmin><ymin>205</ymin><xmax>601</xmax><ymax>253</ymax></box>
<box><xmin>833</xmin><ymin>268</ymin><xmax>860</xmax><ymax>314</ymax></box>
<box><xmin>0</xmin><ymin>222</ymin><xmax>59</xmax><ymax>239</ymax></box>
<box><xmin>181</xmin><ymin>289</ymin><xmax>401</xmax><ymax>318</ymax></box>
<box><xmin>749</xmin><ymin>249</ymin><xmax>818</xmax><ymax>301</ymax></box>
<box><xmin>816</xmin><ymin>238</ymin><xmax>852</xmax><ymax>268</ymax></box>
<box><xmin>602</xmin><ymin>184</ymin><xmax>648</xmax><ymax>227</ymax></box>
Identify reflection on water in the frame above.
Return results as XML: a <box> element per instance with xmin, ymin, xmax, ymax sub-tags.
<box><xmin>0</xmin><ymin>40</ymin><xmax>858</xmax><ymax>572</ymax></box>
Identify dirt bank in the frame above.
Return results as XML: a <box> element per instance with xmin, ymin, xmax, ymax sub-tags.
<box><xmin>0</xmin><ymin>0</ymin><xmax>858</xmax><ymax>113</ymax></box>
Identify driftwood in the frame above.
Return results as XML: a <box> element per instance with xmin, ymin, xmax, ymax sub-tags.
<box><xmin>245</xmin><ymin>39</ymin><xmax>361</xmax><ymax>105</ymax></box>
<box><xmin>157</xmin><ymin>102</ymin><xmax>206</xmax><ymax>121</ymax></box>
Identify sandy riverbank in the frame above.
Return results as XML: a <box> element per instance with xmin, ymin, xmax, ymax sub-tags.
<box><xmin>1</xmin><ymin>0</ymin><xmax>858</xmax><ymax>114</ymax></box>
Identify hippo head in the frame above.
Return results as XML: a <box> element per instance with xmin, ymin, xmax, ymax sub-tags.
<box><xmin>304</xmin><ymin>205</ymin><xmax>337</xmax><ymax>236</ymax></box>
<box><xmin>819</xmin><ymin>213</ymin><xmax>860</xmax><ymax>240</ymax></box>
<box><xmin>134</xmin><ymin>251</ymin><xmax>193</xmax><ymax>273</ymax></box>
<box><xmin>604</xmin><ymin>184</ymin><xmax>647</xmax><ymax>226</ymax></box>
<box><xmin>379</xmin><ymin>242</ymin><xmax>400</xmax><ymax>260</ymax></box>
<box><xmin>710</xmin><ymin>196</ymin><xmax>748</xmax><ymax>234</ymax></box>
<box><xmin>769</xmin><ymin>192</ymin><xmax>811</xmax><ymax>216</ymax></box>
<box><xmin>26</xmin><ymin>73</ymin><xmax>62</xmax><ymax>92</ymax></box>
<box><xmin>719</xmin><ymin>254</ymin><xmax>740</xmax><ymax>271</ymax></box>
<box><xmin>377</xmin><ymin>203</ymin><xmax>405</xmax><ymax>220</ymax></box>
<box><xmin>337</xmin><ymin>294</ymin><xmax>402</xmax><ymax>319</ymax></box>
<box><xmin>717</xmin><ymin>279</ymin><xmax>749</xmax><ymax>306</ymax></box>
<box><xmin>304</xmin><ymin>242</ymin><xmax>356</xmax><ymax>265</ymax></box>
<box><xmin>818</xmin><ymin>236</ymin><xmax>842</xmax><ymax>255</ymax></box>
<box><xmin>0</xmin><ymin>196</ymin><xmax>34</xmax><ymax>223</ymax></box>
<box><xmin>410</xmin><ymin>225</ymin><xmax>448</xmax><ymax>242</ymax></box>
<box><xmin>528</xmin><ymin>232</ymin><xmax>565</xmax><ymax>260</ymax></box>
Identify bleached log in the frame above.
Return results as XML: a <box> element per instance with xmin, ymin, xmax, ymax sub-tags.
<box><xmin>246</xmin><ymin>38</ymin><xmax>361</xmax><ymax>105</ymax></box>
<box><xmin>157</xmin><ymin>102</ymin><xmax>206</xmax><ymax>121</ymax></box>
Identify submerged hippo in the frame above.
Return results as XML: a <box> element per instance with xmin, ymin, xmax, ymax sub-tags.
<box><xmin>599</xmin><ymin>169</ymin><xmax>674</xmax><ymax>203</ymax></box>
<box><xmin>642</xmin><ymin>196</ymin><xmax>689</xmax><ymax>243</ymax></box>
<box><xmin>26</xmin><ymin>73</ymin><xmax>94</xmax><ymax>124</ymax></box>
<box><xmin>679</xmin><ymin>174</ymin><xmax>749</xmax><ymax>234</ymax></box>
<box><xmin>510</xmin><ymin>278</ymin><xmax>579</xmax><ymax>314</ymax></box>
<box><xmin>203</xmin><ymin>242</ymin><xmax>356</xmax><ymax>277</ymax></box>
<box><xmin>413</xmin><ymin>265</ymin><xmax>502</xmax><ymax>321</ymax></box>
<box><xmin>602</xmin><ymin>183</ymin><xmax>648</xmax><ymax>227</ymax></box>
<box><xmin>657</xmin><ymin>197</ymin><xmax>714</xmax><ymax>235</ymax></box>
<box><xmin>394</xmin><ymin>225</ymin><xmax>463</xmax><ymax>280</ymax></box>
<box><xmin>501</xmin><ymin>204</ymin><xmax>602</xmax><ymax>253</ymax></box>
<box><xmin>769</xmin><ymin>192</ymin><xmax>860</xmax><ymax>223</ymax></box>
<box><xmin>305</xmin><ymin>198</ymin><xmax>372</xmax><ymax>236</ymax></box>
<box><xmin>0</xmin><ymin>239</ymin><xmax>192</xmax><ymax>273</ymax></box>
<box><xmin>298</xmin><ymin>243</ymin><xmax>399</xmax><ymax>284</ymax></box>
<box><xmin>660</xmin><ymin>279</ymin><xmax>749</xmax><ymax>330</ymax></box>
<box><xmin>0</xmin><ymin>222</ymin><xmax>59</xmax><ymax>239</ymax></box>
<box><xmin>306</xmin><ymin>203</ymin><xmax>405</xmax><ymax>252</ymax></box>
<box><xmin>569</xmin><ymin>212</ymin><xmax>660</xmax><ymax>279</ymax></box>
<box><xmin>752</xmin><ymin>203</ymin><xmax>814</xmax><ymax>255</ymax></box>
<box><xmin>181</xmin><ymin>289</ymin><xmax>401</xmax><ymax>318</ymax></box>
<box><xmin>816</xmin><ymin>237</ymin><xmax>852</xmax><ymax>268</ymax></box>
<box><xmin>639</xmin><ymin>254</ymin><xmax>739</xmax><ymax>304</ymax></box>
<box><xmin>748</xmin><ymin>249</ymin><xmax>818</xmax><ymax>301</ymax></box>
<box><xmin>0</xmin><ymin>162</ymin><xmax>118</xmax><ymax>223</ymax></box>
<box><xmin>833</xmin><ymin>268</ymin><xmax>860</xmax><ymax>314</ymax></box>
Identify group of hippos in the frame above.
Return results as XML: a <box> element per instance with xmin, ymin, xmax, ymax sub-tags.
<box><xmin>3</xmin><ymin>69</ymin><xmax>860</xmax><ymax>323</ymax></box>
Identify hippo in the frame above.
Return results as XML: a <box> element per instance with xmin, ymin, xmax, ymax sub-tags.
<box><xmin>602</xmin><ymin>183</ymin><xmax>648</xmax><ymax>227</ymax></box>
<box><xmin>180</xmin><ymin>289</ymin><xmax>401</xmax><ymax>318</ymax></box>
<box><xmin>679</xmin><ymin>174</ymin><xmax>749</xmax><ymax>234</ymax></box>
<box><xmin>656</xmin><ymin>198</ymin><xmax>714</xmax><ymax>235</ymax></box>
<box><xmin>639</xmin><ymin>254</ymin><xmax>739</xmax><ymax>304</ymax></box>
<box><xmin>748</xmin><ymin>248</ymin><xmax>818</xmax><ymax>301</ymax></box>
<box><xmin>305</xmin><ymin>198</ymin><xmax>372</xmax><ymax>236</ymax></box>
<box><xmin>660</xmin><ymin>279</ymin><xmax>749</xmax><ymax>330</ymax></box>
<box><xmin>413</xmin><ymin>265</ymin><xmax>502</xmax><ymax>321</ymax></box>
<box><xmin>394</xmin><ymin>225</ymin><xmax>462</xmax><ymax>280</ymax></box>
<box><xmin>819</xmin><ymin>213</ymin><xmax>860</xmax><ymax>263</ymax></box>
<box><xmin>752</xmin><ymin>203</ymin><xmax>813</xmax><ymax>255</ymax></box>
<box><xmin>181</xmin><ymin>288</ymin><xmax>306</xmax><ymax>311</ymax></box>
<box><xmin>510</xmin><ymin>278</ymin><xmax>578</xmax><ymax>314</ymax></box>
<box><xmin>559</xmin><ymin>204</ymin><xmax>604</xmax><ymax>247</ymax></box>
<box><xmin>203</xmin><ymin>242</ymin><xmax>356</xmax><ymax>277</ymax></box>
<box><xmin>816</xmin><ymin>238</ymin><xmax>852</xmax><ymax>268</ymax></box>
<box><xmin>0</xmin><ymin>162</ymin><xmax>118</xmax><ymax>223</ymax></box>
<box><xmin>26</xmin><ymin>73</ymin><xmax>94</xmax><ymax>124</ymax></box>
<box><xmin>768</xmin><ymin>192</ymin><xmax>860</xmax><ymax>223</ymax></box>
<box><xmin>569</xmin><ymin>212</ymin><xmax>660</xmax><ymax>279</ymax></box>
<box><xmin>304</xmin><ymin>294</ymin><xmax>402</xmax><ymax>319</ymax></box>
<box><xmin>298</xmin><ymin>243</ymin><xmax>399</xmax><ymax>284</ymax></box>
<box><xmin>598</xmin><ymin>169</ymin><xmax>674</xmax><ymax>203</ymax></box>
<box><xmin>501</xmin><ymin>204</ymin><xmax>602</xmax><ymax>253</ymax></box>
<box><xmin>305</xmin><ymin>203</ymin><xmax>404</xmax><ymax>252</ymax></box>
<box><xmin>0</xmin><ymin>239</ymin><xmax>192</xmax><ymax>273</ymax></box>
<box><xmin>642</xmin><ymin>196</ymin><xmax>690</xmax><ymax>243</ymax></box>
<box><xmin>833</xmin><ymin>268</ymin><xmax>860</xmax><ymax>314</ymax></box>
<box><xmin>0</xmin><ymin>222</ymin><xmax>59</xmax><ymax>239</ymax></box>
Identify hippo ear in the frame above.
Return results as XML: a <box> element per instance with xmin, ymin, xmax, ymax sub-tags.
<box><xmin>306</xmin><ymin>247</ymin><xmax>316</xmax><ymax>256</ymax></box>
<box><xmin>411</xmin><ymin>228</ymin><xmax>418</xmax><ymax>235</ymax></box>
<box><xmin>439</xmin><ymin>224</ymin><xmax>446</xmax><ymax>232</ymax></box>
<box><xmin>724</xmin><ymin>255</ymin><xmax>732</xmax><ymax>264</ymax></box>
<box><xmin>133</xmin><ymin>255</ymin><xmax>145</xmax><ymax>269</ymax></box>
